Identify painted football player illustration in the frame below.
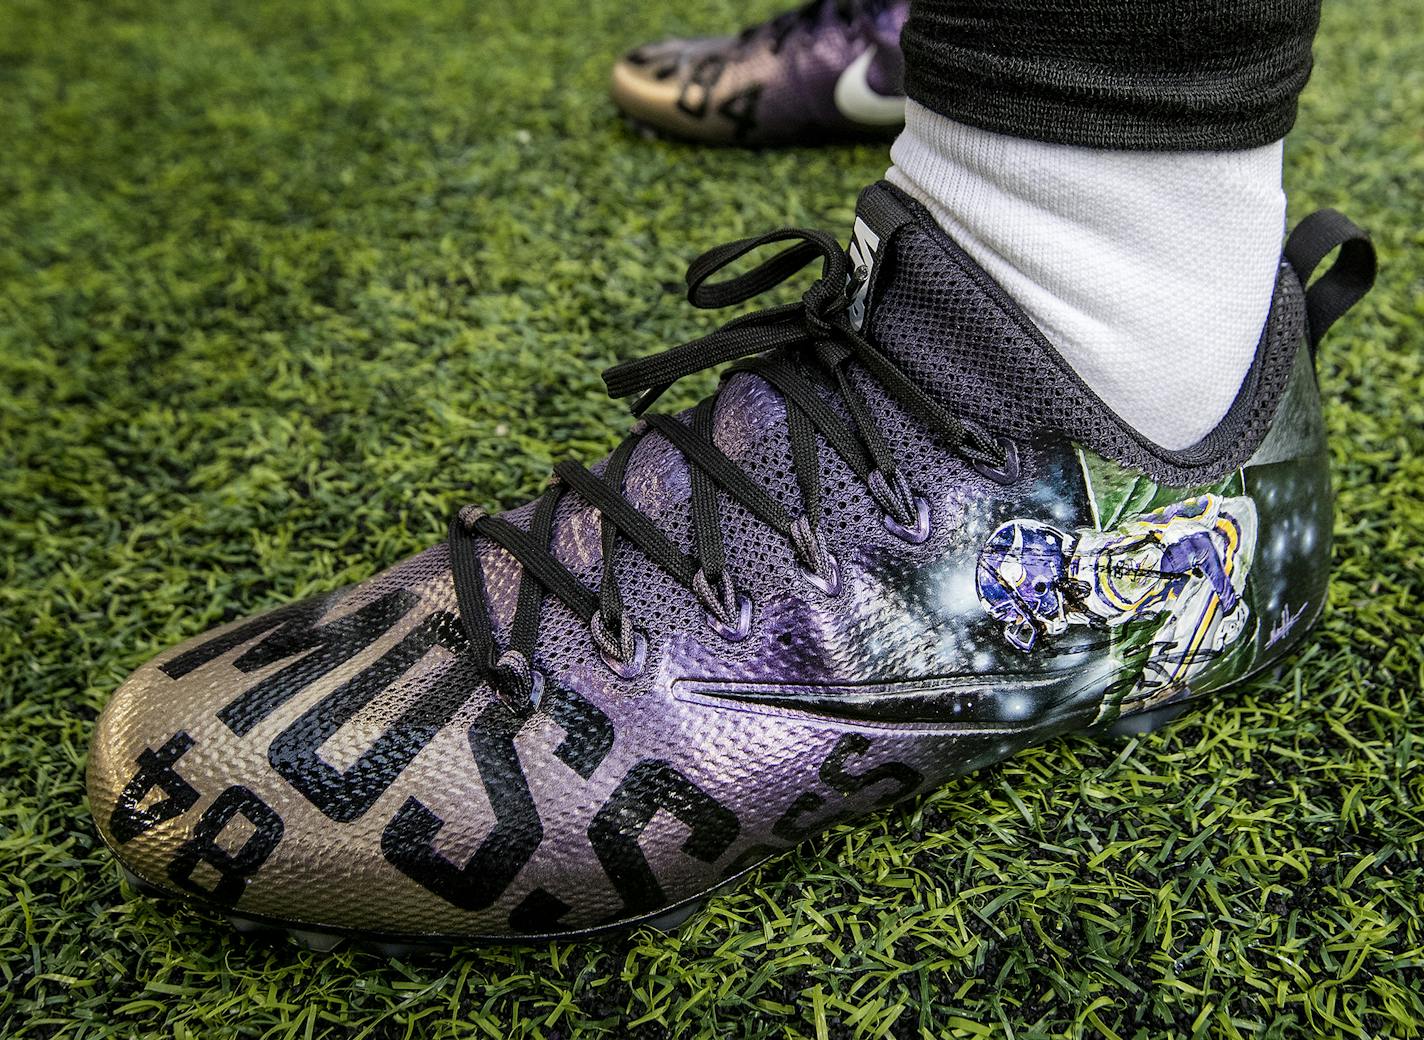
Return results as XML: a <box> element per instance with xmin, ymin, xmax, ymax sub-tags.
<box><xmin>977</xmin><ymin>494</ymin><xmax>1259</xmax><ymax>706</ymax></box>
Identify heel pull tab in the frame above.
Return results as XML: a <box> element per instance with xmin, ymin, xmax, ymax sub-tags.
<box><xmin>1284</xmin><ymin>209</ymin><xmax>1377</xmax><ymax>357</ymax></box>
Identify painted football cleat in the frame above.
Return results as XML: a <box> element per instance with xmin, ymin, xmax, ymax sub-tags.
<box><xmin>87</xmin><ymin>185</ymin><xmax>1374</xmax><ymax>947</ymax></box>
<box><xmin>611</xmin><ymin>0</ymin><xmax>908</xmax><ymax>145</ymax></box>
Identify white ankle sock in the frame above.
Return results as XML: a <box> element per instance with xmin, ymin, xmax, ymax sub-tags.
<box><xmin>887</xmin><ymin>100</ymin><xmax>1287</xmax><ymax>450</ymax></box>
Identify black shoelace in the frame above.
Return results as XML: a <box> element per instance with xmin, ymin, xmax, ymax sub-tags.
<box><xmin>447</xmin><ymin>225</ymin><xmax>1008</xmax><ymax>710</ymax></box>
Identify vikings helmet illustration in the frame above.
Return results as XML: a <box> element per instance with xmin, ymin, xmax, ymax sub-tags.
<box><xmin>975</xmin><ymin>519</ymin><xmax>1079</xmax><ymax>652</ymax></box>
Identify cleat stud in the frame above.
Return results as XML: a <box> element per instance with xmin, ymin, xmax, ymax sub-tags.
<box><xmin>227</xmin><ymin>915</ymin><xmax>267</xmax><ymax>935</ymax></box>
<box><xmin>642</xmin><ymin>899</ymin><xmax>702</xmax><ymax>933</ymax></box>
<box><xmin>288</xmin><ymin>928</ymin><xmax>343</xmax><ymax>952</ymax></box>
<box><xmin>1106</xmin><ymin>700</ymin><xmax>1190</xmax><ymax>738</ymax></box>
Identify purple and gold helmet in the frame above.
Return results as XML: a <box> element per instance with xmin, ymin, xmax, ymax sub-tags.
<box><xmin>976</xmin><ymin>520</ymin><xmax>1073</xmax><ymax>652</ymax></box>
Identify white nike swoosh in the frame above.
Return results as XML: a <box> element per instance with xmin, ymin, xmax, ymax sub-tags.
<box><xmin>833</xmin><ymin>46</ymin><xmax>906</xmax><ymax>126</ymax></box>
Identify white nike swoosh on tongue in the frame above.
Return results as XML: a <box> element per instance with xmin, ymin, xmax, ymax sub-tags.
<box><xmin>833</xmin><ymin>46</ymin><xmax>906</xmax><ymax>126</ymax></box>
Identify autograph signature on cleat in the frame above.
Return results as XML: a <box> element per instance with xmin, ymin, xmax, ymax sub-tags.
<box><xmin>1267</xmin><ymin>600</ymin><xmax>1309</xmax><ymax>648</ymax></box>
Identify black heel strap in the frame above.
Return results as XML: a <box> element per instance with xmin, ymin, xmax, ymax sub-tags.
<box><xmin>1284</xmin><ymin>209</ymin><xmax>1377</xmax><ymax>356</ymax></box>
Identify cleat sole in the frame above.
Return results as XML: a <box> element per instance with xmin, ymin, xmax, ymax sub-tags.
<box><xmin>370</xmin><ymin>940</ymin><xmax>441</xmax><ymax>958</ymax></box>
<box><xmin>1106</xmin><ymin>700</ymin><xmax>1190</xmax><ymax>737</ymax></box>
<box><xmin>641</xmin><ymin>899</ymin><xmax>702</xmax><ymax>934</ymax></box>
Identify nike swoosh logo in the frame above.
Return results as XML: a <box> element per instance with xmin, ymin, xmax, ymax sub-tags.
<box><xmin>673</xmin><ymin>672</ymin><xmax>1079</xmax><ymax>726</ymax></box>
<box><xmin>833</xmin><ymin>47</ymin><xmax>906</xmax><ymax>126</ymax></box>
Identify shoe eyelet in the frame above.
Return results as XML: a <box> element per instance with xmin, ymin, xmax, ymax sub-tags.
<box><xmin>846</xmin><ymin>263</ymin><xmax>870</xmax><ymax>296</ymax></box>
<box><xmin>797</xmin><ymin>552</ymin><xmax>841</xmax><ymax>596</ymax></box>
<box><xmin>526</xmin><ymin>668</ymin><xmax>546</xmax><ymax>708</ymax></box>
<box><xmin>495</xmin><ymin>648</ymin><xmax>545</xmax><ymax>710</ymax></box>
<box><xmin>882</xmin><ymin>495</ymin><xmax>931</xmax><ymax>544</ymax></box>
<box><xmin>705</xmin><ymin>595</ymin><xmax>753</xmax><ymax>642</ymax></box>
<box><xmin>600</xmin><ymin>631</ymin><xmax>647</xmax><ymax>680</ymax></box>
<box><xmin>971</xmin><ymin>438</ymin><xmax>1021</xmax><ymax>485</ymax></box>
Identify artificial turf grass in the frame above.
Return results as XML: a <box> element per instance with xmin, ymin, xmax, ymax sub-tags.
<box><xmin>1</xmin><ymin>0</ymin><xmax>1421</xmax><ymax>1036</ymax></box>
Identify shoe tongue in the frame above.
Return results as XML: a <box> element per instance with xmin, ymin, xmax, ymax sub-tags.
<box><xmin>851</xmin><ymin>181</ymin><xmax>1077</xmax><ymax>439</ymax></box>
<box><xmin>845</xmin><ymin>181</ymin><xmax>1075</xmax><ymax>446</ymax></box>
<box><xmin>844</xmin><ymin>181</ymin><xmax>920</xmax><ymax>334</ymax></box>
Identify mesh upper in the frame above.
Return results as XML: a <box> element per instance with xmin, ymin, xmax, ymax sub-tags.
<box><xmin>446</xmin><ymin>183</ymin><xmax>1308</xmax><ymax>686</ymax></box>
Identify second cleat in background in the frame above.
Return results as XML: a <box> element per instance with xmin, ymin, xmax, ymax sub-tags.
<box><xmin>611</xmin><ymin>0</ymin><xmax>908</xmax><ymax>146</ymax></box>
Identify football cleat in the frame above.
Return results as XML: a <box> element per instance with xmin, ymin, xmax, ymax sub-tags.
<box><xmin>611</xmin><ymin>0</ymin><xmax>908</xmax><ymax>145</ymax></box>
<box><xmin>87</xmin><ymin>185</ymin><xmax>1374</xmax><ymax>947</ymax></box>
